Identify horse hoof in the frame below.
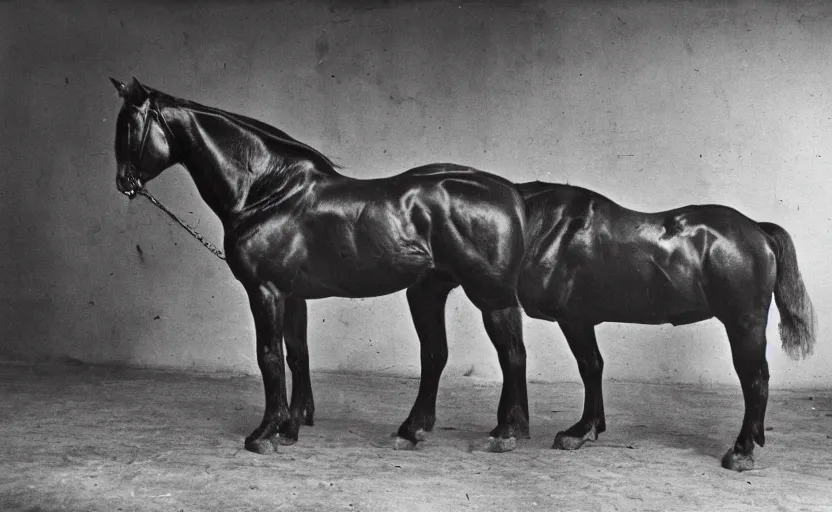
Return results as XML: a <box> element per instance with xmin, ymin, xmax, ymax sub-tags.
<box><xmin>277</xmin><ymin>435</ymin><xmax>297</xmax><ymax>446</ymax></box>
<box><xmin>393</xmin><ymin>437</ymin><xmax>419</xmax><ymax>451</ymax></box>
<box><xmin>721</xmin><ymin>450</ymin><xmax>755</xmax><ymax>471</ymax></box>
<box><xmin>391</xmin><ymin>428</ymin><xmax>426</xmax><ymax>444</ymax></box>
<box><xmin>552</xmin><ymin>431</ymin><xmax>588</xmax><ymax>451</ymax></box>
<box><xmin>486</xmin><ymin>436</ymin><xmax>517</xmax><ymax>453</ymax></box>
<box><xmin>245</xmin><ymin>437</ymin><xmax>278</xmax><ymax>454</ymax></box>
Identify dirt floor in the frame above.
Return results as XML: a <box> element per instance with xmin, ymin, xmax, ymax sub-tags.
<box><xmin>1</xmin><ymin>362</ymin><xmax>830</xmax><ymax>512</ymax></box>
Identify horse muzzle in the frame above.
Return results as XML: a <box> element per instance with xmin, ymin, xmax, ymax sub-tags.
<box><xmin>116</xmin><ymin>172</ymin><xmax>142</xmax><ymax>199</ymax></box>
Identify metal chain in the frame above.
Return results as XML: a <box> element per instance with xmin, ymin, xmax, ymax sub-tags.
<box><xmin>136</xmin><ymin>188</ymin><xmax>226</xmax><ymax>261</ymax></box>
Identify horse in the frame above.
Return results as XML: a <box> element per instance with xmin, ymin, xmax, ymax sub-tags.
<box><xmin>109</xmin><ymin>77</ymin><xmax>530</xmax><ymax>454</ymax></box>
<box><xmin>514</xmin><ymin>181</ymin><xmax>816</xmax><ymax>471</ymax></box>
<box><xmin>241</xmin><ymin>173</ymin><xmax>817</xmax><ymax>471</ymax></box>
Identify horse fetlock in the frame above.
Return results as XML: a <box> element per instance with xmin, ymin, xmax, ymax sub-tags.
<box><xmin>392</xmin><ymin>423</ymin><xmax>426</xmax><ymax>451</ymax></box>
<box><xmin>396</xmin><ymin>420</ymin><xmax>428</xmax><ymax>445</ymax></box>
<box><xmin>409</xmin><ymin>413</ymin><xmax>436</xmax><ymax>433</ymax></box>
<box><xmin>300</xmin><ymin>406</ymin><xmax>315</xmax><ymax>426</ymax></box>
<box><xmin>277</xmin><ymin>419</ymin><xmax>300</xmax><ymax>441</ymax></box>
<box><xmin>751</xmin><ymin>420</ymin><xmax>766</xmax><ymax>447</ymax></box>
<box><xmin>502</xmin><ymin>405</ymin><xmax>530</xmax><ymax>438</ymax></box>
<box><xmin>420</xmin><ymin>415</ymin><xmax>437</xmax><ymax>432</ymax></box>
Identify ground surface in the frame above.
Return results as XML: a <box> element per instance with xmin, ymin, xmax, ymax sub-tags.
<box><xmin>1</xmin><ymin>362</ymin><xmax>830</xmax><ymax>511</ymax></box>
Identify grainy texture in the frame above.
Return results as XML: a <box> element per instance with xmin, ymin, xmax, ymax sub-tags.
<box><xmin>1</xmin><ymin>363</ymin><xmax>830</xmax><ymax>511</ymax></box>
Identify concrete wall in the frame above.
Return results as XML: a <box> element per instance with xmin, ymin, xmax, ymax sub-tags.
<box><xmin>1</xmin><ymin>0</ymin><xmax>830</xmax><ymax>388</ymax></box>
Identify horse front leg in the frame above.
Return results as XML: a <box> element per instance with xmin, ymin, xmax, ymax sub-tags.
<box><xmin>394</xmin><ymin>271</ymin><xmax>457</xmax><ymax>449</ymax></box>
<box><xmin>481</xmin><ymin>306</ymin><xmax>530</xmax><ymax>452</ymax></box>
<box><xmin>277</xmin><ymin>297</ymin><xmax>315</xmax><ymax>445</ymax></box>
<box><xmin>244</xmin><ymin>284</ymin><xmax>291</xmax><ymax>454</ymax></box>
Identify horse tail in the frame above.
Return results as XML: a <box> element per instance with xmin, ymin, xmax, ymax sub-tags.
<box><xmin>758</xmin><ymin>222</ymin><xmax>817</xmax><ymax>359</ymax></box>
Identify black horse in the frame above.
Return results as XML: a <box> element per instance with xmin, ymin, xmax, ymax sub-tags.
<box><xmin>398</xmin><ymin>180</ymin><xmax>815</xmax><ymax>471</ymax></box>
<box><xmin>513</xmin><ymin>181</ymin><xmax>816</xmax><ymax>471</ymax></box>
<box><xmin>110</xmin><ymin>77</ymin><xmax>531</xmax><ymax>454</ymax></box>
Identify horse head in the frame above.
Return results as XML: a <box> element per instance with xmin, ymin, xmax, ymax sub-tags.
<box><xmin>110</xmin><ymin>77</ymin><xmax>176</xmax><ymax>198</ymax></box>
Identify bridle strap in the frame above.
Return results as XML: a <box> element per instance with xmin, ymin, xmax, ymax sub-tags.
<box><xmin>131</xmin><ymin>105</ymin><xmax>174</xmax><ymax>174</ymax></box>
<box><xmin>136</xmin><ymin>188</ymin><xmax>226</xmax><ymax>261</ymax></box>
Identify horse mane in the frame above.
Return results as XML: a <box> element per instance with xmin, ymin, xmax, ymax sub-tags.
<box><xmin>150</xmin><ymin>88</ymin><xmax>342</xmax><ymax>176</ymax></box>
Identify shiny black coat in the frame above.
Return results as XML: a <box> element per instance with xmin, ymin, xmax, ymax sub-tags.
<box><xmin>517</xmin><ymin>181</ymin><xmax>775</xmax><ymax>326</ymax></box>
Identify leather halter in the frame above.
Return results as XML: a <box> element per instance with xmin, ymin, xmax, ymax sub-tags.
<box><xmin>126</xmin><ymin>103</ymin><xmax>175</xmax><ymax>187</ymax></box>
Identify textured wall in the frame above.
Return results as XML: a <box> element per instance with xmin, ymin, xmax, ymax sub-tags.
<box><xmin>1</xmin><ymin>0</ymin><xmax>830</xmax><ymax>387</ymax></box>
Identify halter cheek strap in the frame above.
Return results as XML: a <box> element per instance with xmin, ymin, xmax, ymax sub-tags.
<box><xmin>128</xmin><ymin>104</ymin><xmax>176</xmax><ymax>179</ymax></box>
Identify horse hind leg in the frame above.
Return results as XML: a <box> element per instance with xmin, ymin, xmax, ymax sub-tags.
<box><xmin>552</xmin><ymin>321</ymin><xmax>606</xmax><ymax>450</ymax></box>
<box><xmin>720</xmin><ymin>313</ymin><xmax>770</xmax><ymax>471</ymax></box>
<box><xmin>394</xmin><ymin>271</ymin><xmax>457</xmax><ymax>450</ymax></box>
<box><xmin>276</xmin><ymin>297</ymin><xmax>315</xmax><ymax>445</ymax></box>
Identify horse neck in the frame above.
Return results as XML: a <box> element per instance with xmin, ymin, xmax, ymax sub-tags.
<box><xmin>170</xmin><ymin>106</ymin><xmax>336</xmax><ymax>226</ymax></box>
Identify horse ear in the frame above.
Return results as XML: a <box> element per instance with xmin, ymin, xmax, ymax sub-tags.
<box><xmin>131</xmin><ymin>77</ymin><xmax>149</xmax><ymax>97</ymax></box>
<box><xmin>115</xmin><ymin>76</ymin><xmax>149</xmax><ymax>106</ymax></box>
<box><xmin>110</xmin><ymin>77</ymin><xmax>127</xmax><ymax>97</ymax></box>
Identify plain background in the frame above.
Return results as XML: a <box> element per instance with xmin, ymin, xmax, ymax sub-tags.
<box><xmin>1</xmin><ymin>0</ymin><xmax>829</xmax><ymax>387</ymax></box>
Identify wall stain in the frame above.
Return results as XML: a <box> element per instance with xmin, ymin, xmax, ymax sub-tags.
<box><xmin>315</xmin><ymin>30</ymin><xmax>330</xmax><ymax>65</ymax></box>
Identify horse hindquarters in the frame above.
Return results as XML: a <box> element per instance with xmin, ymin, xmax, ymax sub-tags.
<box><xmin>719</xmin><ymin>222</ymin><xmax>817</xmax><ymax>471</ymax></box>
<box><xmin>707</xmin><ymin>220</ymin><xmax>777</xmax><ymax>470</ymax></box>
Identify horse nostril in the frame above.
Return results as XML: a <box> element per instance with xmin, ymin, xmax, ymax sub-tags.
<box><xmin>116</xmin><ymin>174</ymin><xmax>140</xmax><ymax>198</ymax></box>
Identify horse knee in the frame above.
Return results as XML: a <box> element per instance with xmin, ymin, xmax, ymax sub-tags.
<box><xmin>592</xmin><ymin>352</ymin><xmax>604</xmax><ymax>374</ymax></box>
<box><xmin>258</xmin><ymin>351</ymin><xmax>283</xmax><ymax>374</ymax></box>
<box><xmin>577</xmin><ymin>352</ymin><xmax>603</xmax><ymax>379</ymax></box>
<box><xmin>507</xmin><ymin>344</ymin><xmax>526</xmax><ymax>368</ymax></box>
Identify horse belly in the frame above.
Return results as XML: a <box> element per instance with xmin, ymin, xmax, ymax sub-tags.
<box><xmin>290</xmin><ymin>249</ymin><xmax>432</xmax><ymax>299</ymax></box>
<box><xmin>566</xmin><ymin>264</ymin><xmax>711</xmax><ymax>325</ymax></box>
